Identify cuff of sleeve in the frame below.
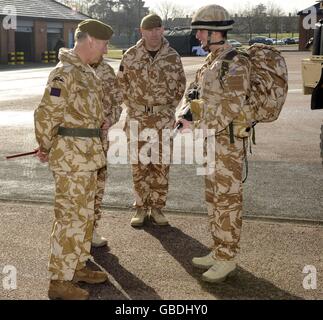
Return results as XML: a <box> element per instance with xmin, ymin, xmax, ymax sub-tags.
<box><xmin>39</xmin><ymin>146</ymin><xmax>50</xmax><ymax>154</ymax></box>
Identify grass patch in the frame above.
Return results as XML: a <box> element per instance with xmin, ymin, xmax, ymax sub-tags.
<box><xmin>106</xmin><ymin>49</ymin><xmax>123</xmax><ymax>59</ymax></box>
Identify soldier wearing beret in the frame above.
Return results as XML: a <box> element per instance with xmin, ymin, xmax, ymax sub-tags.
<box><xmin>117</xmin><ymin>14</ymin><xmax>186</xmax><ymax>227</ymax></box>
<box><xmin>34</xmin><ymin>19</ymin><xmax>113</xmax><ymax>300</ymax></box>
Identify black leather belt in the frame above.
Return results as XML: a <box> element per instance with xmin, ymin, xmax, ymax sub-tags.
<box><xmin>57</xmin><ymin>126</ymin><xmax>101</xmax><ymax>138</ymax></box>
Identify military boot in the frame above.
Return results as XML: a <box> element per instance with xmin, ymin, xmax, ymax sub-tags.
<box><xmin>92</xmin><ymin>229</ymin><xmax>108</xmax><ymax>248</ymax></box>
<box><xmin>192</xmin><ymin>252</ymin><xmax>217</xmax><ymax>270</ymax></box>
<box><xmin>202</xmin><ymin>260</ymin><xmax>237</xmax><ymax>283</ymax></box>
<box><xmin>130</xmin><ymin>208</ymin><xmax>148</xmax><ymax>227</ymax></box>
<box><xmin>48</xmin><ymin>280</ymin><xmax>89</xmax><ymax>300</ymax></box>
<box><xmin>73</xmin><ymin>267</ymin><xmax>108</xmax><ymax>284</ymax></box>
<box><xmin>150</xmin><ymin>208</ymin><xmax>169</xmax><ymax>226</ymax></box>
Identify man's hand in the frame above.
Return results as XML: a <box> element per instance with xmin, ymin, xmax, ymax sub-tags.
<box><xmin>175</xmin><ymin>118</ymin><xmax>193</xmax><ymax>133</ymax></box>
<box><xmin>101</xmin><ymin>118</ymin><xmax>112</xmax><ymax>137</ymax></box>
<box><xmin>34</xmin><ymin>147</ymin><xmax>49</xmax><ymax>163</ymax></box>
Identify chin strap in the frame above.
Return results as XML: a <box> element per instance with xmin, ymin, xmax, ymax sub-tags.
<box><xmin>206</xmin><ymin>30</ymin><xmax>225</xmax><ymax>48</ymax></box>
<box><xmin>208</xmin><ymin>40</ymin><xmax>225</xmax><ymax>46</ymax></box>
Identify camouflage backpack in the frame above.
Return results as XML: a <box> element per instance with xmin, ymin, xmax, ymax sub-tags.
<box><xmin>245</xmin><ymin>43</ymin><xmax>288</xmax><ymax>123</ymax></box>
<box><xmin>222</xmin><ymin>43</ymin><xmax>288</xmax><ymax>141</ymax></box>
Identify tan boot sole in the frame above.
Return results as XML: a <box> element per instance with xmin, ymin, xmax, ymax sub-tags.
<box><xmin>149</xmin><ymin>216</ymin><xmax>169</xmax><ymax>226</ymax></box>
<box><xmin>202</xmin><ymin>269</ymin><xmax>237</xmax><ymax>283</ymax></box>
<box><xmin>48</xmin><ymin>291</ymin><xmax>89</xmax><ymax>300</ymax></box>
<box><xmin>91</xmin><ymin>240</ymin><xmax>108</xmax><ymax>248</ymax></box>
<box><xmin>73</xmin><ymin>276</ymin><xmax>108</xmax><ymax>284</ymax></box>
<box><xmin>192</xmin><ymin>260</ymin><xmax>217</xmax><ymax>270</ymax></box>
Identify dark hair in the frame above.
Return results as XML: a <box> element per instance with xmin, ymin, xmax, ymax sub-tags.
<box><xmin>220</xmin><ymin>30</ymin><xmax>228</xmax><ymax>39</ymax></box>
<box><xmin>207</xmin><ymin>30</ymin><xmax>228</xmax><ymax>40</ymax></box>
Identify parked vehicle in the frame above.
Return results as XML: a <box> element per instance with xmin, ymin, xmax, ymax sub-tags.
<box><xmin>227</xmin><ymin>39</ymin><xmax>242</xmax><ymax>47</ymax></box>
<box><xmin>272</xmin><ymin>39</ymin><xmax>285</xmax><ymax>45</ymax></box>
<box><xmin>248</xmin><ymin>37</ymin><xmax>273</xmax><ymax>45</ymax></box>
<box><xmin>284</xmin><ymin>38</ymin><xmax>296</xmax><ymax>45</ymax></box>
<box><xmin>293</xmin><ymin>37</ymin><xmax>299</xmax><ymax>44</ymax></box>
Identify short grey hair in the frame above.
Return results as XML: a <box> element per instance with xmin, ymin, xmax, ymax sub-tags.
<box><xmin>74</xmin><ymin>29</ymin><xmax>89</xmax><ymax>42</ymax></box>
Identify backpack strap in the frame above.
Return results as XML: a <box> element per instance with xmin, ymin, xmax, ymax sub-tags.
<box><xmin>221</xmin><ymin>49</ymin><xmax>238</xmax><ymax>79</ymax></box>
<box><xmin>221</xmin><ymin>50</ymin><xmax>238</xmax><ymax>144</ymax></box>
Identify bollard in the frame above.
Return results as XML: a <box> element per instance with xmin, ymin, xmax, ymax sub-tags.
<box><xmin>8</xmin><ymin>52</ymin><xmax>16</xmax><ymax>65</ymax></box>
<box><xmin>42</xmin><ymin>51</ymin><xmax>49</xmax><ymax>63</ymax></box>
<box><xmin>49</xmin><ymin>51</ymin><xmax>57</xmax><ymax>63</ymax></box>
<box><xmin>16</xmin><ymin>52</ymin><xmax>24</xmax><ymax>65</ymax></box>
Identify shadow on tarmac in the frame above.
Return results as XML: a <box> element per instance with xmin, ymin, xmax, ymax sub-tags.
<box><xmin>142</xmin><ymin>222</ymin><xmax>303</xmax><ymax>300</ymax></box>
<box><xmin>86</xmin><ymin>247</ymin><xmax>162</xmax><ymax>300</ymax></box>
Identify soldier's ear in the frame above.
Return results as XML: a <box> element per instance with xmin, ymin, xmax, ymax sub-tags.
<box><xmin>87</xmin><ymin>35</ymin><xmax>94</xmax><ymax>48</ymax></box>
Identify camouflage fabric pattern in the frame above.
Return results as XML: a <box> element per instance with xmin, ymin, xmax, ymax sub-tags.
<box><xmin>118</xmin><ymin>38</ymin><xmax>186</xmax><ymax>129</ymax></box>
<box><xmin>92</xmin><ymin>59</ymin><xmax>123</xmax><ymax>222</ymax></box>
<box><xmin>246</xmin><ymin>44</ymin><xmax>288</xmax><ymax>123</ymax></box>
<box><xmin>129</xmin><ymin>125</ymin><xmax>172</xmax><ymax>208</ymax></box>
<box><xmin>93</xmin><ymin>59</ymin><xmax>123</xmax><ymax>130</ymax></box>
<box><xmin>34</xmin><ymin>48</ymin><xmax>106</xmax><ymax>280</ymax></box>
<box><xmin>184</xmin><ymin>46</ymin><xmax>251</xmax><ymax>134</ymax></box>
<box><xmin>186</xmin><ymin>45</ymin><xmax>251</xmax><ymax>260</ymax></box>
<box><xmin>204</xmin><ymin>135</ymin><xmax>245</xmax><ymax>260</ymax></box>
<box><xmin>94</xmin><ymin>166</ymin><xmax>107</xmax><ymax>224</ymax></box>
<box><xmin>34</xmin><ymin>48</ymin><xmax>106</xmax><ymax>172</ymax></box>
<box><xmin>49</xmin><ymin>171</ymin><xmax>97</xmax><ymax>280</ymax></box>
<box><xmin>191</xmin><ymin>4</ymin><xmax>233</xmax><ymax>31</ymax></box>
<box><xmin>118</xmin><ymin>38</ymin><xmax>186</xmax><ymax>208</ymax></box>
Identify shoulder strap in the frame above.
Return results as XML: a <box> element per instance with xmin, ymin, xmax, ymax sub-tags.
<box><xmin>221</xmin><ymin>49</ymin><xmax>238</xmax><ymax>79</ymax></box>
<box><xmin>223</xmin><ymin>49</ymin><xmax>238</xmax><ymax>61</ymax></box>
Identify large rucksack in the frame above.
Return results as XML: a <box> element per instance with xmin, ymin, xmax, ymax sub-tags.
<box><xmin>222</xmin><ymin>43</ymin><xmax>288</xmax><ymax>140</ymax></box>
<box><xmin>246</xmin><ymin>43</ymin><xmax>288</xmax><ymax>123</ymax></box>
<box><xmin>222</xmin><ymin>44</ymin><xmax>288</xmax><ymax>181</ymax></box>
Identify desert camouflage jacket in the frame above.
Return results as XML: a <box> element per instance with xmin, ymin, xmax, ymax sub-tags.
<box><xmin>185</xmin><ymin>45</ymin><xmax>251</xmax><ymax>134</ymax></box>
<box><xmin>34</xmin><ymin>48</ymin><xmax>106</xmax><ymax>172</ymax></box>
<box><xmin>93</xmin><ymin>59</ymin><xmax>123</xmax><ymax>126</ymax></box>
<box><xmin>117</xmin><ymin>37</ymin><xmax>186</xmax><ymax>129</ymax></box>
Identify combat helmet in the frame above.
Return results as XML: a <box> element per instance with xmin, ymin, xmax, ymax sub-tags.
<box><xmin>191</xmin><ymin>4</ymin><xmax>234</xmax><ymax>31</ymax></box>
<box><xmin>191</xmin><ymin>4</ymin><xmax>234</xmax><ymax>49</ymax></box>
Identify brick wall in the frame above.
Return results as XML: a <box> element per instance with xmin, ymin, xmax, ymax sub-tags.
<box><xmin>34</xmin><ymin>20</ymin><xmax>47</xmax><ymax>62</ymax></box>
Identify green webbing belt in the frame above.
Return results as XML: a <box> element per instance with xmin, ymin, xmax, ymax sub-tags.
<box><xmin>57</xmin><ymin>126</ymin><xmax>101</xmax><ymax>138</ymax></box>
<box><xmin>229</xmin><ymin>122</ymin><xmax>235</xmax><ymax>144</ymax></box>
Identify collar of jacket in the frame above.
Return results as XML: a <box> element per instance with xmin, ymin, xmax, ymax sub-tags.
<box><xmin>58</xmin><ymin>48</ymin><xmax>96</xmax><ymax>74</ymax></box>
<box><xmin>206</xmin><ymin>44</ymin><xmax>234</xmax><ymax>64</ymax></box>
<box><xmin>135</xmin><ymin>37</ymin><xmax>170</xmax><ymax>62</ymax></box>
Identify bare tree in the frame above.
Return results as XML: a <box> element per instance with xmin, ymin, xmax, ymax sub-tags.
<box><xmin>266</xmin><ymin>1</ymin><xmax>285</xmax><ymax>39</ymax></box>
<box><xmin>153</xmin><ymin>1</ymin><xmax>188</xmax><ymax>28</ymax></box>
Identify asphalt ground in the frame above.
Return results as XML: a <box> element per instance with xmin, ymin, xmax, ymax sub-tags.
<box><xmin>0</xmin><ymin>202</ymin><xmax>322</xmax><ymax>300</ymax></box>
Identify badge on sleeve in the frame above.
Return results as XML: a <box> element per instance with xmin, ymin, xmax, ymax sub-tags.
<box><xmin>50</xmin><ymin>87</ymin><xmax>61</xmax><ymax>97</ymax></box>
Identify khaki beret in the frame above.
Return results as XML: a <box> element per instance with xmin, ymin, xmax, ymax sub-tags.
<box><xmin>140</xmin><ymin>14</ymin><xmax>162</xmax><ymax>30</ymax></box>
<box><xmin>77</xmin><ymin>19</ymin><xmax>113</xmax><ymax>40</ymax></box>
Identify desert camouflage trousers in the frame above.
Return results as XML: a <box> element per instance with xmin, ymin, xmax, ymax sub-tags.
<box><xmin>127</xmin><ymin>120</ymin><xmax>172</xmax><ymax>209</ymax></box>
<box><xmin>49</xmin><ymin>170</ymin><xmax>98</xmax><ymax>281</ymax></box>
<box><xmin>94</xmin><ymin>165</ymin><xmax>107</xmax><ymax>226</ymax></box>
<box><xmin>132</xmin><ymin>162</ymin><xmax>170</xmax><ymax>209</ymax></box>
<box><xmin>204</xmin><ymin>134</ymin><xmax>246</xmax><ymax>261</ymax></box>
<box><xmin>94</xmin><ymin>138</ymin><xmax>109</xmax><ymax>227</ymax></box>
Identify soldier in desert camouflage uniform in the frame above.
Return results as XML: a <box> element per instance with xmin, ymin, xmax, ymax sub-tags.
<box><xmin>117</xmin><ymin>14</ymin><xmax>186</xmax><ymax>227</ymax></box>
<box><xmin>34</xmin><ymin>19</ymin><xmax>114</xmax><ymax>300</ymax></box>
<box><xmin>177</xmin><ymin>5</ymin><xmax>251</xmax><ymax>283</ymax></box>
<box><xmin>90</xmin><ymin>58</ymin><xmax>123</xmax><ymax>248</ymax></box>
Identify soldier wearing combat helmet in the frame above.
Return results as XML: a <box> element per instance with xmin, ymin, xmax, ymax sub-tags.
<box><xmin>177</xmin><ymin>4</ymin><xmax>251</xmax><ymax>283</ymax></box>
<box><xmin>34</xmin><ymin>19</ymin><xmax>114</xmax><ymax>299</ymax></box>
